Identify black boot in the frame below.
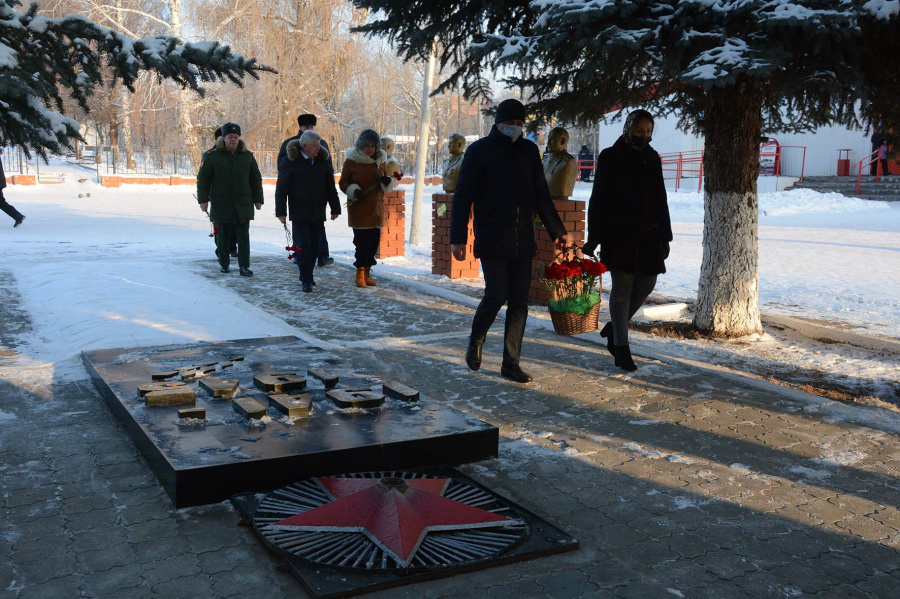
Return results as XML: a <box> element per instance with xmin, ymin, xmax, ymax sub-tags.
<box><xmin>465</xmin><ymin>338</ymin><xmax>483</xmax><ymax>371</ymax></box>
<box><xmin>239</xmin><ymin>267</ymin><xmax>253</xmax><ymax>277</ymax></box>
<box><xmin>614</xmin><ymin>345</ymin><xmax>637</xmax><ymax>372</ymax></box>
<box><xmin>501</xmin><ymin>364</ymin><xmax>533</xmax><ymax>384</ymax></box>
<box><xmin>599</xmin><ymin>322</ymin><xmax>615</xmax><ymax>357</ymax></box>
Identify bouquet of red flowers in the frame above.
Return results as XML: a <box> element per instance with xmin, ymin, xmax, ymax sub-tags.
<box><xmin>541</xmin><ymin>246</ymin><xmax>607</xmax><ymax>315</ymax></box>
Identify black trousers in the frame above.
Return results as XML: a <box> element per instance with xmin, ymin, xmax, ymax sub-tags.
<box><xmin>292</xmin><ymin>220</ymin><xmax>321</xmax><ymax>284</ymax></box>
<box><xmin>216</xmin><ymin>221</ymin><xmax>250</xmax><ymax>270</ymax></box>
<box><xmin>0</xmin><ymin>192</ymin><xmax>24</xmax><ymax>222</ymax></box>
<box><xmin>352</xmin><ymin>228</ymin><xmax>380</xmax><ymax>268</ymax></box>
<box><xmin>293</xmin><ymin>222</ymin><xmax>329</xmax><ymax>265</ymax></box>
<box><xmin>471</xmin><ymin>256</ymin><xmax>532</xmax><ymax>368</ymax></box>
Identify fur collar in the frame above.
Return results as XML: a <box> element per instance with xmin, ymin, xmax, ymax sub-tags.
<box><xmin>215</xmin><ymin>138</ymin><xmax>248</xmax><ymax>153</ymax></box>
<box><xmin>344</xmin><ymin>147</ymin><xmax>386</xmax><ymax>166</ymax></box>
<box><xmin>286</xmin><ymin>139</ymin><xmax>331</xmax><ymax>163</ymax></box>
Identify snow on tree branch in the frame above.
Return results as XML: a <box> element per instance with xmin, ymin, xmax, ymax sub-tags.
<box><xmin>0</xmin><ymin>0</ymin><xmax>275</xmax><ymax>158</ymax></box>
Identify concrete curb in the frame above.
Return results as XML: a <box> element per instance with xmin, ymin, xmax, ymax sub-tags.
<box><xmin>761</xmin><ymin>313</ymin><xmax>900</xmax><ymax>355</ymax></box>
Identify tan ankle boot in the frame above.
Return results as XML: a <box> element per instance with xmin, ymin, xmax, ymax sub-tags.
<box><xmin>355</xmin><ymin>267</ymin><xmax>367</xmax><ymax>288</ymax></box>
<box><xmin>363</xmin><ymin>267</ymin><xmax>376</xmax><ymax>286</ymax></box>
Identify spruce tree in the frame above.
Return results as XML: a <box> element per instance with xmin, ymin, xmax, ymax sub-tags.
<box><xmin>0</xmin><ymin>0</ymin><xmax>273</xmax><ymax>158</ymax></box>
<box><xmin>351</xmin><ymin>0</ymin><xmax>899</xmax><ymax>337</ymax></box>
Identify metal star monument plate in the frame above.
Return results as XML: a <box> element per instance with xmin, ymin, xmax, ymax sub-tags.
<box><xmin>232</xmin><ymin>468</ymin><xmax>579</xmax><ymax>598</ymax></box>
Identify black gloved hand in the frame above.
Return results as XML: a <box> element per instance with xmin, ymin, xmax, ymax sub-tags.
<box><xmin>582</xmin><ymin>241</ymin><xmax>598</xmax><ymax>256</ymax></box>
<box><xmin>380</xmin><ymin>175</ymin><xmax>392</xmax><ymax>187</ymax></box>
<box><xmin>661</xmin><ymin>241</ymin><xmax>670</xmax><ymax>260</ymax></box>
<box><xmin>353</xmin><ymin>188</ymin><xmax>365</xmax><ymax>201</ymax></box>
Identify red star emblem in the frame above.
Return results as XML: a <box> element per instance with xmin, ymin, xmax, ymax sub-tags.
<box><xmin>273</xmin><ymin>477</ymin><xmax>515</xmax><ymax>567</ymax></box>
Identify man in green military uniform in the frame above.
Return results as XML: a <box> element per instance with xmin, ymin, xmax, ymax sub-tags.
<box><xmin>197</xmin><ymin>122</ymin><xmax>264</xmax><ymax>276</ymax></box>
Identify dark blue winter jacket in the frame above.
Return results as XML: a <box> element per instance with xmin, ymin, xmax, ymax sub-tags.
<box><xmin>450</xmin><ymin>126</ymin><xmax>566</xmax><ymax>259</ymax></box>
<box><xmin>275</xmin><ymin>141</ymin><xmax>340</xmax><ymax>223</ymax></box>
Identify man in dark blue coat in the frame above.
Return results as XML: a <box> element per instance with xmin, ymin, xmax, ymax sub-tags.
<box><xmin>275</xmin><ymin>130</ymin><xmax>341</xmax><ymax>292</ymax></box>
<box><xmin>450</xmin><ymin>99</ymin><xmax>568</xmax><ymax>383</ymax></box>
<box><xmin>577</xmin><ymin>144</ymin><xmax>594</xmax><ymax>182</ymax></box>
<box><xmin>0</xmin><ymin>156</ymin><xmax>25</xmax><ymax>227</ymax></box>
<box><xmin>278</xmin><ymin>113</ymin><xmax>334</xmax><ymax>266</ymax></box>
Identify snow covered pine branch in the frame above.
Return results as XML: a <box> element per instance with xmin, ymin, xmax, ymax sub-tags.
<box><xmin>0</xmin><ymin>0</ymin><xmax>275</xmax><ymax>157</ymax></box>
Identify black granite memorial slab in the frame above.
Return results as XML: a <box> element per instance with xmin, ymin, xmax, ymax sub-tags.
<box><xmin>82</xmin><ymin>336</ymin><xmax>499</xmax><ymax>507</ymax></box>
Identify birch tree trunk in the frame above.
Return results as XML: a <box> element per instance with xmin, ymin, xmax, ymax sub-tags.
<box><xmin>120</xmin><ymin>88</ymin><xmax>137</xmax><ymax>170</ymax></box>
<box><xmin>693</xmin><ymin>80</ymin><xmax>764</xmax><ymax>337</ymax></box>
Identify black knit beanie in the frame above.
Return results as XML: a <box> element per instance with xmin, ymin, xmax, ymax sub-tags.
<box><xmin>494</xmin><ymin>99</ymin><xmax>526</xmax><ymax>124</ymax></box>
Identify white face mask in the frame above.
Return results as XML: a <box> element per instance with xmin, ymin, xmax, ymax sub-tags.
<box><xmin>498</xmin><ymin>124</ymin><xmax>523</xmax><ymax>141</ymax></box>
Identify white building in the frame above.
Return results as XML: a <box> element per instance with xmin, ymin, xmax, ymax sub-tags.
<box><xmin>597</xmin><ymin>112</ymin><xmax>874</xmax><ymax>178</ymax></box>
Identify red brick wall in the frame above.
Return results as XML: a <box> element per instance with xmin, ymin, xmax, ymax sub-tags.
<box><xmin>432</xmin><ymin>193</ymin><xmax>480</xmax><ymax>278</ymax></box>
<box><xmin>529</xmin><ymin>199</ymin><xmax>587</xmax><ymax>304</ymax></box>
<box><xmin>376</xmin><ymin>190</ymin><xmax>406</xmax><ymax>259</ymax></box>
<box><xmin>8</xmin><ymin>174</ymin><xmax>37</xmax><ymax>185</ymax></box>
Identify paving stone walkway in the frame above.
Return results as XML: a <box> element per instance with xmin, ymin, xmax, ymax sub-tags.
<box><xmin>1</xmin><ymin>257</ymin><xmax>899</xmax><ymax>598</ymax></box>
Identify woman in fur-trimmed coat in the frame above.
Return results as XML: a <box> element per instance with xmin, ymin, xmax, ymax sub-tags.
<box><xmin>338</xmin><ymin>129</ymin><xmax>399</xmax><ymax>287</ymax></box>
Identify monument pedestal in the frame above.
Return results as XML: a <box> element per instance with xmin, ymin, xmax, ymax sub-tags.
<box><xmin>529</xmin><ymin>198</ymin><xmax>586</xmax><ymax>304</ymax></box>
<box><xmin>376</xmin><ymin>190</ymin><xmax>405</xmax><ymax>259</ymax></box>
<box><xmin>432</xmin><ymin>193</ymin><xmax>480</xmax><ymax>279</ymax></box>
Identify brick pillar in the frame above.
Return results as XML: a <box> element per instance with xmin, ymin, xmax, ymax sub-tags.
<box><xmin>432</xmin><ymin>193</ymin><xmax>480</xmax><ymax>278</ymax></box>
<box><xmin>376</xmin><ymin>190</ymin><xmax>406</xmax><ymax>259</ymax></box>
<box><xmin>529</xmin><ymin>198</ymin><xmax>586</xmax><ymax>304</ymax></box>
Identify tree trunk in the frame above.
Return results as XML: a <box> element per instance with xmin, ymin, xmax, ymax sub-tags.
<box><xmin>120</xmin><ymin>88</ymin><xmax>137</xmax><ymax>170</ymax></box>
<box><xmin>693</xmin><ymin>80</ymin><xmax>764</xmax><ymax>337</ymax></box>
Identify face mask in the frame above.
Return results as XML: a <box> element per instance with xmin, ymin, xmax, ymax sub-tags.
<box><xmin>631</xmin><ymin>135</ymin><xmax>651</xmax><ymax>148</ymax></box>
<box><xmin>499</xmin><ymin>124</ymin><xmax>523</xmax><ymax>141</ymax></box>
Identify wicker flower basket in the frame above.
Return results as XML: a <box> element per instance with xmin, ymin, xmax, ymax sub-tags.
<box><xmin>549</xmin><ymin>300</ymin><xmax>601</xmax><ymax>336</ymax></box>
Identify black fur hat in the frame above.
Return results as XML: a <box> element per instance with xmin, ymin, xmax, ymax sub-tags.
<box><xmin>221</xmin><ymin>122</ymin><xmax>241</xmax><ymax>137</ymax></box>
<box><xmin>355</xmin><ymin>129</ymin><xmax>381</xmax><ymax>151</ymax></box>
<box><xmin>297</xmin><ymin>114</ymin><xmax>317</xmax><ymax>127</ymax></box>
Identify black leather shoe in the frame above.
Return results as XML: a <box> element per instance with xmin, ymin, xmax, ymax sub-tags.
<box><xmin>465</xmin><ymin>338</ymin><xmax>483</xmax><ymax>371</ymax></box>
<box><xmin>318</xmin><ymin>257</ymin><xmax>334</xmax><ymax>267</ymax></box>
<box><xmin>599</xmin><ymin>322</ymin><xmax>615</xmax><ymax>357</ymax></box>
<box><xmin>301</xmin><ymin>282</ymin><xmax>313</xmax><ymax>293</ymax></box>
<box><xmin>219</xmin><ymin>266</ymin><xmax>229</xmax><ymax>273</ymax></box>
<box><xmin>239</xmin><ymin>267</ymin><xmax>253</xmax><ymax>277</ymax></box>
<box><xmin>13</xmin><ymin>216</ymin><xmax>25</xmax><ymax>228</ymax></box>
<box><xmin>501</xmin><ymin>364</ymin><xmax>533</xmax><ymax>383</ymax></box>
<box><xmin>614</xmin><ymin>345</ymin><xmax>637</xmax><ymax>372</ymax></box>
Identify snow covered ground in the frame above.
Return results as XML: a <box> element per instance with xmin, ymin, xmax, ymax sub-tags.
<box><xmin>1</xmin><ymin>158</ymin><xmax>897</xmax><ymax>402</ymax></box>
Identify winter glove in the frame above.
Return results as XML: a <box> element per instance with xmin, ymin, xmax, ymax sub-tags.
<box><xmin>353</xmin><ymin>188</ymin><xmax>365</xmax><ymax>201</ymax></box>
<box><xmin>661</xmin><ymin>241</ymin><xmax>670</xmax><ymax>260</ymax></box>
<box><xmin>582</xmin><ymin>241</ymin><xmax>598</xmax><ymax>256</ymax></box>
<box><xmin>380</xmin><ymin>175</ymin><xmax>392</xmax><ymax>187</ymax></box>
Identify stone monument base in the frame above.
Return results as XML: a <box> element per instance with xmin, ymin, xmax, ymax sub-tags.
<box><xmin>82</xmin><ymin>336</ymin><xmax>498</xmax><ymax>507</ymax></box>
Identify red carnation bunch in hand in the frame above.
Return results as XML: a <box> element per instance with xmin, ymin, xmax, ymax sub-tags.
<box><xmin>208</xmin><ymin>225</ymin><xmax>220</xmax><ymax>238</ymax></box>
<box><xmin>393</xmin><ymin>171</ymin><xmax>404</xmax><ymax>182</ymax></box>
<box><xmin>285</xmin><ymin>245</ymin><xmax>302</xmax><ymax>260</ymax></box>
<box><xmin>540</xmin><ymin>245</ymin><xmax>607</xmax><ymax>315</ymax></box>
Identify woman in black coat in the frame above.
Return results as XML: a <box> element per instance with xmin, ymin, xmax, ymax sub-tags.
<box><xmin>583</xmin><ymin>110</ymin><xmax>672</xmax><ymax>372</ymax></box>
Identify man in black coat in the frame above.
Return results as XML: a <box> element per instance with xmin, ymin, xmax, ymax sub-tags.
<box><xmin>275</xmin><ymin>130</ymin><xmax>341</xmax><ymax>292</ymax></box>
<box><xmin>577</xmin><ymin>144</ymin><xmax>594</xmax><ymax>182</ymax></box>
<box><xmin>278</xmin><ymin>113</ymin><xmax>334</xmax><ymax>266</ymax></box>
<box><xmin>0</xmin><ymin>156</ymin><xmax>25</xmax><ymax>227</ymax></box>
<box><xmin>450</xmin><ymin>99</ymin><xmax>568</xmax><ymax>383</ymax></box>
